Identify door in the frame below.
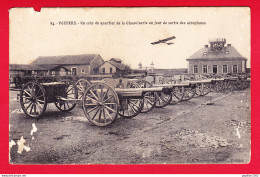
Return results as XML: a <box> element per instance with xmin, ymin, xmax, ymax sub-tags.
<box><xmin>213</xmin><ymin>65</ymin><xmax>218</xmax><ymax>74</ymax></box>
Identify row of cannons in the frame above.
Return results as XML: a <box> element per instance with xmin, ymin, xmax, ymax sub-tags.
<box><xmin>18</xmin><ymin>75</ymin><xmax>251</xmax><ymax>127</ymax></box>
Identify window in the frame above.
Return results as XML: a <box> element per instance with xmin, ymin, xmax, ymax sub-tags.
<box><xmin>223</xmin><ymin>65</ymin><xmax>227</xmax><ymax>73</ymax></box>
<box><xmin>81</xmin><ymin>69</ymin><xmax>85</xmax><ymax>73</ymax></box>
<box><xmin>102</xmin><ymin>68</ymin><xmax>105</xmax><ymax>74</ymax></box>
<box><xmin>110</xmin><ymin>67</ymin><xmax>113</xmax><ymax>74</ymax></box>
<box><xmin>203</xmin><ymin>65</ymin><xmax>208</xmax><ymax>73</ymax></box>
<box><xmin>213</xmin><ymin>65</ymin><xmax>217</xmax><ymax>74</ymax></box>
<box><xmin>193</xmin><ymin>65</ymin><xmax>198</xmax><ymax>73</ymax></box>
<box><xmin>233</xmin><ymin>65</ymin><xmax>238</xmax><ymax>73</ymax></box>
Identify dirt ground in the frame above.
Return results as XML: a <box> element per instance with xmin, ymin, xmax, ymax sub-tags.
<box><xmin>9</xmin><ymin>87</ymin><xmax>251</xmax><ymax>164</ymax></box>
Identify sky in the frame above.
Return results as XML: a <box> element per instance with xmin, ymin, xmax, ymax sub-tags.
<box><xmin>9</xmin><ymin>7</ymin><xmax>250</xmax><ymax>69</ymax></box>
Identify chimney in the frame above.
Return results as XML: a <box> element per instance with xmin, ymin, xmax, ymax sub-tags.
<box><xmin>227</xmin><ymin>44</ymin><xmax>231</xmax><ymax>47</ymax></box>
<box><xmin>205</xmin><ymin>45</ymin><xmax>208</xmax><ymax>48</ymax></box>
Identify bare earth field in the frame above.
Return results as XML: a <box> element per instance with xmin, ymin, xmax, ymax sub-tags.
<box><xmin>9</xmin><ymin>88</ymin><xmax>251</xmax><ymax>164</ymax></box>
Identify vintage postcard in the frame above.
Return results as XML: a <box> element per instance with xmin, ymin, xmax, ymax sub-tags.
<box><xmin>9</xmin><ymin>7</ymin><xmax>251</xmax><ymax>164</ymax></box>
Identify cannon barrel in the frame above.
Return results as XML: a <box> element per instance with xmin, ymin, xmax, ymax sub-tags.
<box><xmin>115</xmin><ymin>87</ymin><xmax>170</xmax><ymax>97</ymax></box>
<box><xmin>153</xmin><ymin>83</ymin><xmax>190</xmax><ymax>88</ymax></box>
<box><xmin>211</xmin><ymin>78</ymin><xmax>225</xmax><ymax>81</ymax></box>
<box><xmin>189</xmin><ymin>80</ymin><xmax>212</xmax><ymax>84</ymax></box>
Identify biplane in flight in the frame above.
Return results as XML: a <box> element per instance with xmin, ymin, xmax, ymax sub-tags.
<box><xmin>151</xmin><ymin>36</ymin><xmax>176</xmax><ymax>45</ymax></box>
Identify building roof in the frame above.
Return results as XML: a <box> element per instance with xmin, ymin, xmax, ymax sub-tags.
<box><xmin>187</xmin><ymin>45</ymin><xmax>247</xmax><ymax>61</ymax></box>
<box><xmin>9</xmin><ymin>64</ymin><xmax>46</xmax><ymax>71</ymax></box>
<box><xmin>110</xmin><ymin>58</ymin><xmax>122</xmax><ymax>63</ymax></box>
<box><xmin>40</xmin><ymin>64</ymin><xmax>60</xmax><ymax>70</ymax></box>
<box><xmin>31</xmin><ymin>54</ymin><xmax>101</xmax><ymax>65</ymax></box>
<box><xmin>40</xmin><ymin>65</ymin><xmax>70</xmax><ymax>71</ymax></box>
<box><xmin>99</xmin><ymin>60</ymin><xmax>128</xmax><ymax>71</ymax></box>
<box><xmin>108</xmin><ymin>60</ymin><xmax>128</xmax><ymax>70</ymax></box>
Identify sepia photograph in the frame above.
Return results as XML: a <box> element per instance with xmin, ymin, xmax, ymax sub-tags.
<box><xmin>9</xmin><ymin>7</ymin><xmax>251</xmax><ymax>164</ymax></box>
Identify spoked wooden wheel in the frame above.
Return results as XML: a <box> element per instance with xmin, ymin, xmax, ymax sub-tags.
<box><xmin>142</xmin><ymin>92</ymin><xmax>156</xmax><ymax>113</ymax></box>
<box><xmin>170</xmin><ymin>86</ymin><xmax>184</xmax><ymax>105</ymax></box>
<box><xmin>200</xmin><ymin>83</ymin><xmax>211</xmax><ymax>96</ymax></box>
<box><xmin>119</xmin><ymin>97</ymin><xmax>144</xmax><ymax>118</ymax></box>
<box><xmin>118</xmin><ymin>81</ymin><xmax>144</xmax><ymax>118</ymax></box>
<box><xmin>75</xmin><ymin>78</ymin><xmax>91</xmax><ymax>99</ymax></box>
<box><xmin>235</xmin><ymin>80</ymin><xmax>247</xmax><ymax>90</ymax></box>
<box><xmin>54</xmin><ymin>83</ymin><xmax>78</xmax><ymax>112</ymax></box>
<box><xmin>212</xmin><ymin>81</ymin><xmax>224</xmax><ymax>92</ymax></box>
<box><xmin>138</xmin><ymin>80</ymin><xmax>156</xmax><ymax>113</ymax></box>
<box><xmin>220</xmin><ymin>81</ymin><xmax>227</xmax><ymax>90</ymax></box>
<box><xmin>227</xmin><ymin>80</ymin><xmax>237</xmax><ymax>91</ymax></box>
<box><xmin>155</xmin><ymin>92</ymin><xmax>172</xmax><ymax>108</ymax></box>
<box><xmin>194</xmin><ymin>83</ymin><xmax>203</xmax><ymax>97</ymax></box>
<box><xmin>221</xmin><ymin>80</ymin><xmax>231</xmax><ymax>91</ymax></box>
<box><xmin>83</xmin><ymin>83</ymin><xmax>119</xmax><ymax>126</ymax></box>
<box><xmin>127</xmin><ymin>81</ymin><xmax>139</xmax><ymax>89</ymax></box>
<box><xmin>20</xmin><ymin>82</ymin><xmax>47</xmax><ymax>118</ymax></box>
<box><xmin>182</xmin><ymin>87</ymin><xmax>196</xmax><ymax>101</ymax></box>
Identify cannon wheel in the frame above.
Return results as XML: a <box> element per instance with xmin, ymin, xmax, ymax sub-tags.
<box><xmin>54</xmin><ymin>82</ymin><xmax>78</xmax><ymax>112</ymax></box>
<box><xmin>138</xmin><ymin>80</ymin><xmax>156</xmax><ymax>113</ymax></box>
<box><xmin>222</xmin><ymin>80</ymin><xmax>233</xmax><ymax>91</ymax></box>
<box><xmin>20</xmin><ymin>82</ymin><xmax>47</xmax><ymax>118</ymax></box>
<box><xmin>119</xmin><ymin>97</ymin><xmax>144</xmax><ymax>118</ymax></box>
<box><xmin>200</xmin><ymin>83</ymin><xmax>211</xmax><ymax>96</ymax></box>
<box><xmin>163</xmin><ymin>80</ymin><xmax>184</xmax><ymax>105</ymax></box>
<box><xmin>212</xmin><ymin>81</ymin><xmax>224</xmax><ymax>92</ymax></box>
<box><xmin>194</xmin><ymin>83</ymin><xmax>203</xmax><ymax>97</ymax></box>
<box><xmin>235</xmin><ymin>79</ymin><xmax>248</xmax><ymax>90</ymax></box>
<box><xmin>182</xmin><ymin>87</ymin><xmax>196</xmax><ymax>101</ymax></box>
<box><xmin>155</xmin><ymin>91</ymin><xmax>172</xmax><ymax>108</ymax></box>
<box><xmin>83</xmin><ymin>83</ymin><xmax>119</xmax><ymax>127</ymax></box>
<box><xmin>222</xmin><ymin>80</ymin><xmax>230</xmax><ymax>91</ymax></box>
<box><xmin>170</xmin><ymin>86</ymin><xmax>184</xmax><ymax>105</ymax></box>
<box><xmin>75</xmin><ymin>78</ymin><xmax>91</xmax><ymax>99</ymax></box>
<box><xmin>118</xmin><ymin>81</ymin><xmax>144</xmax><ymax>118</ymax></box>
<box><xmin>228</xmin><ymin>80</ymin><xmax>239</xmax><ymax>91</ymax></box>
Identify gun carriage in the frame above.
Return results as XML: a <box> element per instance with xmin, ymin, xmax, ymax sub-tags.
<box><xmin>12</xmin><ymin>72</ymin><xmax>250</xmax><ymax>127</ymax></box>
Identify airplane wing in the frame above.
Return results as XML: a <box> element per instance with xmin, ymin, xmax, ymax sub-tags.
<box><xmin>151</xmin><ymin>36</ymin><xmax>176</xmax><ymax>45</ymax></box>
